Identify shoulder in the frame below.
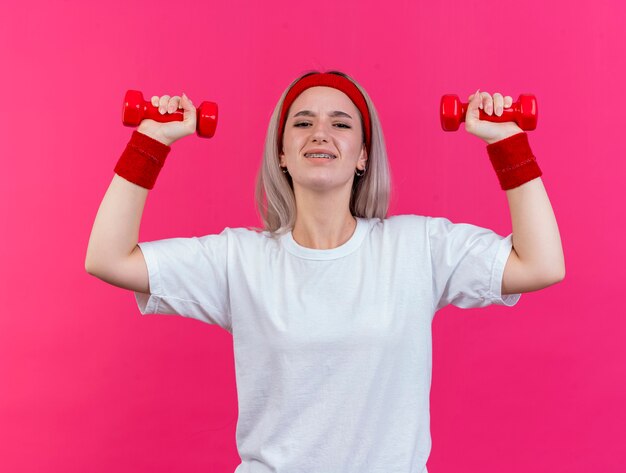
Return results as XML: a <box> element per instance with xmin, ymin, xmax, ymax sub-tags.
<box><xmin>382</xmin><ymin>214</ymin><xmax>429</xmax><ymax>226</ymax></box>
<box><xmin>363</xmin><ymin>214</ymin><xmax>430</xmax><ymax>244</ymax></box>
<box><xmin>190</xmin><ymin>225</ymin><xmax>274</xmax><ymax>248</ymax></box>
<box><xmin>201</xmin><ymin>225</ymin><xmax>271</xmax><ymax>238</ymax></box>
<box><xmin>213</xmin><ymin>225</ymin><xmax>281</xmax><ymax>250</ymax></box>
<box><xmin>424</xmin><ymin>215</ymin><xmax>498</xmax><ymax>240</ymax></box>
<box><xmin>375</xmin><ymin>214</ymin><xmax>493</xmax><ymax>244</ymax></box>
<box><xmin>372</xmin><ymin>214</ymin><xmax>429</xmax><ymax>233</ymax></box>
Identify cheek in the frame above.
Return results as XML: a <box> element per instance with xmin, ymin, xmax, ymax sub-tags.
<box><xmin>339</xmin><ymin>137</ymin><xmax>362</xmax><ymax>155</ymax></box>
<box><xmin>282</xmin><ymin>131</ymin><xmax>305</xmax><ymax>154</ymax></box>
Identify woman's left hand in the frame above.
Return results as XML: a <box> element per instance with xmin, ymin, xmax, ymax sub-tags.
<box><xmin>465</xmin><ymin>90</ymin><xmax>524</xmax><ymax>145</ymax></box>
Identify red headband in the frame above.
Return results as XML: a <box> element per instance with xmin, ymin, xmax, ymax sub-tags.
<box><xmin>277</xmin><ymin>72</ymin><xmax>372</xmax><ymax>153</ymax></box>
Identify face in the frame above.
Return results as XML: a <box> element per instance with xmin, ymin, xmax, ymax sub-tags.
<box><xmin>279</xmin><ymin>86</ymin><xmax>368</xmax><ymax>192</ymax></box>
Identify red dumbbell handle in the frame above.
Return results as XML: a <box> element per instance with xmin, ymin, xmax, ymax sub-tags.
<box><xmin>122</xmin><ymin>90</ymin><xmax>218</xmax><ymax>138</ymax></box>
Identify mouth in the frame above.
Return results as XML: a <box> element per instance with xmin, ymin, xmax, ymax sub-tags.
<box><xmin>304</xmin><ymin>153</ymin><xmax>336</xmax><ymax>160</ymax></box>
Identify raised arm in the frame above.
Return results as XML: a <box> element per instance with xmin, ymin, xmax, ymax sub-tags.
<box><xmin>464</xmin><ymin>91</ymin><xmax>565</xmax><ymax>296</ymax></box>
<box><xmin>85</xmin><ymin>92</ymin><xmax>197</xmax><ymax>293</ymax></box>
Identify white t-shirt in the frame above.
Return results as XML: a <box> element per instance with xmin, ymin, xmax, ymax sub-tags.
<box><xmin>134</xmin><ymin>214</ymin><xmax>521</xmax><ymax>473</ymax></box>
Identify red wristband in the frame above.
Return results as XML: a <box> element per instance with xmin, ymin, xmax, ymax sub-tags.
<box><xmin>114</xmin><ymin>130</ymin><xmax>171</xmax><ymax>189</ymax></box>
<box><xmin>486</xmin><ymin>132</ymin><xmax>542</xmax><ymax>190</ymax></box>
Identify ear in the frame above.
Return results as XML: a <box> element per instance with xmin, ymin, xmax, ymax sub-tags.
<box><xmin>279</xmin><ymin>150</ymin><xmax>285</xmax><ymax>167</ymax></box>
<box><xmin>358</xmin><ymin>144</ymin><xmax>368</xmax><ymax>169</ymax></box>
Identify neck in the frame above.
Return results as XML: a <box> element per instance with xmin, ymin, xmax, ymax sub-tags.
<box><xmin>291</xmin><ymin>186</ymin><xmax>357</xmax><ymax>250</ymax></box>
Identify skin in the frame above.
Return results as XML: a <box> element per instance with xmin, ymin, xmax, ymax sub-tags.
<box><xmin>279</xmin><ymin>86</ymin><xmax>368</xmax><ymax>250</ymax></box>
<box><xmin>466</xmin><ymin>90</ymin><xmax>521</xmax><ymax>144</ymax></box>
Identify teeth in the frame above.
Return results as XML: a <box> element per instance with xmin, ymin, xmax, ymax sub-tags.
<box><xmin>305</xmin><ymin>153</ymin><xmax>335</xmax><ymax>159</ymax></box>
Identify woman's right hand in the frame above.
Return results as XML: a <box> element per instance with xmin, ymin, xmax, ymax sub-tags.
<box><xmin>137</xmin><ymin>93</ymin><xmax>196</xmax><ymax>146</ymax></box>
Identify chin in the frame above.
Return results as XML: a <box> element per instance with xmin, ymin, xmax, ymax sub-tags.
<box><xmin>295</xmin><ymin>175</ymin><xmax>352</xmax><ymax>192</ymax></box>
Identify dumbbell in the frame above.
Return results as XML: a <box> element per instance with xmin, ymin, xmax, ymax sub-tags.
<box><xmin>440</xmin><ymin>94</ymin><xmax>537</xmax><ymax>131</ymax></box>
<box><xmin>122</xmin><ymin>89</ymin><xmax>218</xmax><ymax>138</ymax></box>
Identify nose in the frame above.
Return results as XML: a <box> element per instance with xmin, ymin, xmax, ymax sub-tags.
<box><xmin>310</xmin><ymin>120</ymin><xmax>330</xmax><ymax>143</ymax></box>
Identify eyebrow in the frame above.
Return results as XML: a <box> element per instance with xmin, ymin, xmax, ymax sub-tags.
<box><xmin>292</xmin><ymin>110</ymin><xmax>353</xmax><ymax>119</ymax></box>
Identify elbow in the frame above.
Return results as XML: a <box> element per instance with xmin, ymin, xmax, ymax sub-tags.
<box><xmin>85</xmin><ymin>259</ymin><xmax>99</xmax><ymax>276</ymax></box>
<box><xmin>85</xmin><ymin>261</ymin><xmax>95</xmax><ymax>275</ymax></box>
<box><xmin>546</xmin><ymin>265</ymin><xmax>566</xmax><ymax>285</ymax></box>
<box><xmin>85</xmin><ymin>252</ymin><xmax>104</xmax><ymax>275</ymax></box>
<box><xmin>533</xmin><ymin>262</ymin><xmax>565</xmax><ymax>288</ymax></box>
<box><xmin>547</xmin><ymin>254</ymin><xmax>566</xmax><ymax>284</ymax></box>
<box><xmin>556</xmin><ymin>259</ymin><xmax>566</xmax><ymax>282</ymax></box>
<box><xmin>85</xmin><ymin>250</ymin><xmax>95</xmax><ymax>274</ymax></box>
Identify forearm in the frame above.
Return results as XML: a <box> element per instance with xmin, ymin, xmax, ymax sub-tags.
<box><xmin>85</xmin><ymin>129</ymin><xmax>171</xmax><ymax>272</ymax></box>
<box><xmin>85</xmin><ymin>173</ymin><xmax>148</xmax><ymax>272</ymax></box>
<box><xmin>484</xmin><ymin>130</ymin><xmax>565</xmax><ymax>281</ymax></box>
<box><xmin>506</xmin><ymin>176</ymin><xmax>565</xmax><ymax>280</ymax></box>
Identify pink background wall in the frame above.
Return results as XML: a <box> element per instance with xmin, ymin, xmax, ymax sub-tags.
<box><xmin>1</xmin><ymin>0</ymin><xmax>624</xmax><ymax>471</ymax></box>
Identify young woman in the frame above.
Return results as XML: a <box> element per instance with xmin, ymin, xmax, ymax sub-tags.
<box><xmin>86</xmin><ymin>70</ymin><xmax>564</xmax><ymax>473</ymax></box>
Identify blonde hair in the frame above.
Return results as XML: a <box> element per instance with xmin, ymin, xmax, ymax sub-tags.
<box><xmin>253</xmin><ymin>70</ymin><xmax>392</xmax><ymax>237</ymax></box>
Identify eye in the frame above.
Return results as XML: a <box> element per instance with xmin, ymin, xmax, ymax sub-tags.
<box><xmin>293</xmin><ymin>122</ymin><xmax>351</xmax><ymax>128</ymax></box>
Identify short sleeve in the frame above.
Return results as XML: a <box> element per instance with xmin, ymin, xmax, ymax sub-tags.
<box><xmin>133</xmin><ymin>228</ymin><xmax>231</xmax><ymax>332</ymax></box>
<box><xmin>427</xmin><ymin>216</ymin><xmax>522</xmax><ymax>311</ymax></box>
